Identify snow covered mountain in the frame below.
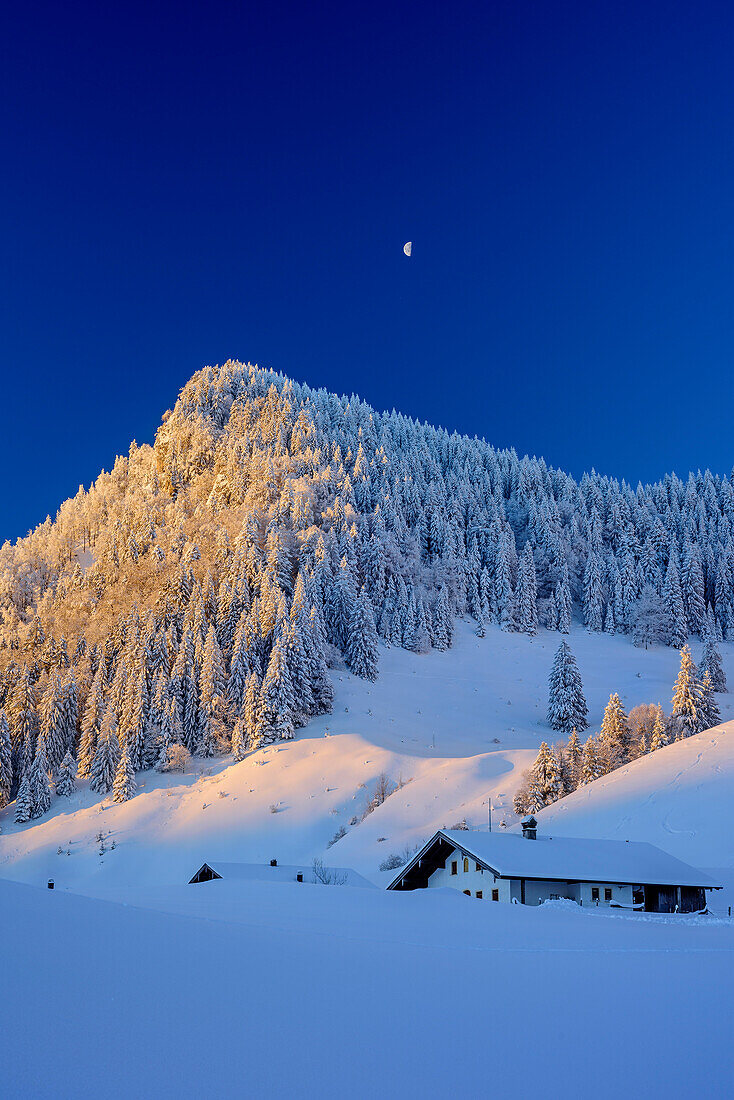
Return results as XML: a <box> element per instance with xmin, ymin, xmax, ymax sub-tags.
<box><xmin>1</xmin><ymin>359</ymin><xmax>733</xmax><ymax>886</ymax></box>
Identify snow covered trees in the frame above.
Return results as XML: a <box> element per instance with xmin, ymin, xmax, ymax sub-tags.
<box><xmin>598</xmin><ymin>693</ymin><xmax>633</xmax><ymax>769</ymax></box>
<box><xmin>90</xmin><ymin>713</ymin><xmax>121</xmax><ymax>794</ymax></box>
<box><xmin>0</xmin><ymin>711</ymin><xmax>12</xmax><ymax>809</ymax></box>
<box><xmin>346</xmin><ymin>591</ymin><xmax>379</xmax><ymax>680</ymax></box>
<box><xmin>671</xmin><ymin>645</ymin><xmax>701</xmax><ymax>737</ymax></box>
<box><xmin>547</xmin><ymin>642</ymin><xmax>588</xmax><ymax>734</ymax></box>
<box><xmin>113</xmin><ymin>744</ymin><xmax>137</xmax><ymax>803</ymax></box>
<box><xmin>700</xmin><ymin>634</ymin><xmax>727</xmax><ymax>693</ymax></box>
<box><xmin>14</xmin><ymin>774</ymin><xmax>31</xmax><ymax>823</ymax></box>
<box><xmin>516</xmin><ymin>543</ymin><xmax>538</xmax><ymax>636</ymax></box>
<box><xmin>55</xmin><ymin>751</ymin><xmax>77</xmax><ymax>797</ymax></box>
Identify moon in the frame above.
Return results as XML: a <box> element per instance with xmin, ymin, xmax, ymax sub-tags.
<box><xmin>403</xmin><ymin>241</ymin><xmax>412</xmax><ymax>257</ymax></box>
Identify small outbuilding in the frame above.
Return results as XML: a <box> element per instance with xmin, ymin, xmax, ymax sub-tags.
<box><xmin>387</xmin><ymin>824</ymin><xmax>720</xmax><ymax>913</ymax></box>
<box><xmin>188</xmin><ymin>860</ymin><xmax>376</xmax><ymax>889</ymax></box>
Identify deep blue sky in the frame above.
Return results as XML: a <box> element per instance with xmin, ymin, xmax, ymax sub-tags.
<box><xmin>3</xmin><ymin>2</ymin><xmax>734</xmax><ymax>543</ymax></box>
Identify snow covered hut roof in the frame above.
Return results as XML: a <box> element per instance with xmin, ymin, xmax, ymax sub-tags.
<box><xmin>388</xmin><ymin>830</ymin><xmax>720</xmax><ymax>890</ymax></box>
<box><xmin>189</xmin><ymin>861</ymin><xmax>375</xmax><ymax>889</ymax></box>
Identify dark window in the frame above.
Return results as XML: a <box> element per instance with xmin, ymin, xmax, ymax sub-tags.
<box><xmin>476</xmin><ymin>862</ymin><xmax>482</xmax><ymax>872</ymax></box>
<box><xmin>463</xmin><ymin>857</ymin><xmax>469</xmax><ymax>873</ymax></box>
<box><xmin>492</xmin><ymin>889</ymin><xmax>499</xmax><ymax>901</ymax></box>
<box><xmin>591</xmin><ymin>887</ymin><xmax>600</xmax><ymax>901</ymax></box>
<box><xmin>463</xmin><ymin>890</ymin><xmax>471</xmax><ymax>896</ymax></box>
<box><xmin>476</xmin><ymin>891</ymin><xmax>483</xmax><ymax>899</ymax></box>
<box><xmin>451</xmin><ymin>861</ymin><xmax>458</xmax><ymax>876</ymax></box>
<box><xmin>605</xmin><ymin>888</ymin><xmax>612</xmax><ymax>902</ymax></box>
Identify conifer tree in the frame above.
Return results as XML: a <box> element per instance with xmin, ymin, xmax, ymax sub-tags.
<box><xmin>525</xmin><ymin>741</ymin><xmax>560</xmax><ymax>810</ymax></box>
<box><xmin>698</xmin><ymin>670</ymin><xmax>721</xmax><ymax>732</ymax></box>
<box><xmin>39</xmin><ymin>674</ymin><xmax>67</xmax><ymax>773</ymax></box>
<box><xmin>113</xmin><ymin>743</ymin><xmax>137</xmax><ymax>803</ymax></box>
<box><xmin>347</xmin><ymin>591</ymin><xmax>380</xmax><ymax>681</ymax></box>
<box><xmin>244</xmin><ymin>671</ymin><xmax>262</xmax><ymax>748</ymax></box>
<box><xmin>516</xmin><ymin>543</ymin><xmax>538</xmax><ymax>636</ymax></box>
<box><xmin>231</xmin><ymin>716</ymin><xmax>248</xmax><ymax>762</ymax></box>
<box><xmin>89</xmin><ymin>711</ymin><xmax>121</xmax><ymax>794</ymax></box>
<box><xmin>671</xmin><ymin>645</ymin><xmax>701</xmax><ymax>737</ymax></box>
<box><xmin>604</xmin><ymin>603</ymin><xmax>615</xmax><ymax>635</ymax></box>
<box><xmin>259</xmin><ymin>637</ymin><xmax>295</xmax><ymax>743</ymax></box>
<box><xmin>0</xmin><ymin>711</ymin><xmax>12</xmax><ymax>809</ymax></box>
<box><xmin>14</xmin><ymin>774</ymin><xmax>31</xmax><ymax>823</ymax></box>
<box><xmin>599</xmin><ymin>693</ymin><xmax>633</xmax><ymax>769</ymax></box>
<box><xmin>432</xmin><ymin>589</ymin><xmax>452</xmax><ymax>651</ymax></box>
<box><xmin>55</xmin><ymin>750</ymin><xmax>77</xmax><ymax>797</ymax></box>
<box><xmin>664</xmin><ymin>555</ymin><xmax>688</xmax><ymax>648</ymax></box>
<box><xmin>555</xmin><ymin>578</ymin><xmax>571</xmax><ymax>634</ymax></box>
<box><xmin>700</xmin><ymin>634</ymin><xmax>727</xmax><ymax>693</ymax></box>
<box><xmin>199</xmin><ymin>624</ymin><xmax>226</xmax><ymax>722</ymax></box>
<box><xmin>649</xmin><ymin>705</ymin><xmax>669</xmax><ymax>751</ymax></box>
<box><xmin>583</xmin><ymin>552</ymin><xmax>604</xmax><ymax>632</ymax></box>
<box><xmin>547</xmin><ymin>641</ymin><xmax>589</xmax><ymax>733</ymax></box>
<box><xmin>29</xmin><ymin>744</ymin><xmax>52</xmax><ymax>818</ymax></box>
<box><xmin>78</xmin><ymin>665</ymin><xmax>104</xmax><ymax>778</ymax></box>
<box><xmin>579</xmin><ymin>736</ymin><xmax>605</xmax><ymax>785</ymax></box>
<box><xmin>565</xmin><ymin>727</ymin><xmax>582</xmax><ymax>791</ymax></box>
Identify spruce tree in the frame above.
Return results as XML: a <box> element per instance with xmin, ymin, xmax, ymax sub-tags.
<box><xmin>671</xmin><ymin>645</ymin><xmax>701</xmax><ymax>737</ymax></box>
<box><xmin>698</xmin><ymin>670</ymin><xmax>721</xmax><ymax>732</ymax></box>
<box><xmin>599</xmin><ymin>693</ymin><xmax>633</xmax><ymax>769</ymax></box>
<box><xmin>29</xmin><ymin>744</ymin><xmax>52</xmax><ymax>818</ymax></box>
<box><xmin>347</xmin><ymin>591</ymin><xmax>380</xmax><ymax>681</ymax></box>
<box><xmin>0</xmin><ymin>710</ymin><xmax>12</xmax><ymax>809</ymax></box>
<box><xmin>579</xmin><ymin>736</ymin><xmax>605</xmax><ymax>785</ymax></box>
<box><xmin>700</xmin><ymin>634</ymin><xmax>727</xmax><ymax>693</ymax></box>
<box><xmin>432</xmin><ymin>589</ymin><xmax>452</xmax><ymax>651</ymax></box>
<box><xmin>565</xmin><ymin>728</ymin><xmax>582</xmax><ymax>791</ymax></box>
<box><xmin>649</xmin><ymin>705</ymin><xmax>669</xmax><ymax>751</ymax></box>
<box><xmin>40</xmin><ymin>674</ymin><xmax>67</xmax><ymax>773</ymax></box>
<box><xmin>244</xmin><ymin>671</ymin><xmax>262</xmax><ymax>748</ymax></box>
<box><xmin>663</xmin><ymin>555</ymin><xmax>688</xmax><ymax>648</ymax></box>
<box><xmin>113</xmin><ymin>744</ymin><xmax>137</xmax><ymax>803</ymax></box>
<box><xmin>14</xmin><ymin>774</ymin><xmax>31</xmax><ymax>823</ymax></box>
<box><xmin>547</xmin><ymin>641</ymin><xmax>589</xmax><ymax>733</ymax></box>
<box><xmin>55</xmin><ymin>750</ymin><xmax>77</xmax><ymax>797</ymax></box>
<box><xmin>89</xmin><ymin>712</ymin><xmax>121</xmax><ymax>794</ymax></box>
<box><xmin>583</xmin><ymin>552</ymin><xmax>604</xmax><ymax>632</ymax></box>
<box><xmin>259</xmin><ymin>637</ymin><xmax>294</xmax><ymax>743</ymax></box>
<box><xmin>516</xmin><ymin>543</ymin><xmax>538</xmax><ymax>636</ymax></box>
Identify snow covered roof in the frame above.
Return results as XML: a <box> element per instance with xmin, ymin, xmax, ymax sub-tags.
<box><xmin>189</xmin><ymin>861</ymin><xmax>376</xmax><ymax>889</ymax></box>
<box><xmin>389</xmin><ymin>830</ymin><xmax>721</xmax><ymax>890</ymax></box>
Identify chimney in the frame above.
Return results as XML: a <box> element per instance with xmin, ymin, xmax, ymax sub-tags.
<box><xmin>521</xmin><ymin>816</ymin><xmax>537</xmax><ymax>840</ymax></box>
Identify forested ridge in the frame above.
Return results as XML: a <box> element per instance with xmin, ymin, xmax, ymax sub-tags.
<box><xmin>0</xmin><ymin>359</ymin><xmax>732</xmax><ymax>817</ymax></box>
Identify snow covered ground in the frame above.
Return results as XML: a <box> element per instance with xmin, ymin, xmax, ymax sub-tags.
<box><xmin>3</xmin><ymin>874</ymin><xmax>733</xmax><ymax>1099</ymax></box>
<box><xmin>4</xmin><ymin>623</ymin><xmax>734</xmax><ymax>1096</ymax></box>
<box><xmin>2</xmin><ymin>621</ymin><xmax>734</xmax><ymax>892</ymax></box>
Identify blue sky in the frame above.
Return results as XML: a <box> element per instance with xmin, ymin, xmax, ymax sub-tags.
<box><xmin>3</xmin><ymin>1</ymin><xmax>734</xmax><ymax>542</ymax></box>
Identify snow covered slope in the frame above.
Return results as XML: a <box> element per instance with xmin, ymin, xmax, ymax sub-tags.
<box><xmin>4</xmin><ymin>875</ymin><xmax>734</xmax><ymax>1099</ymax></box>
<box><xmin>536</xmin><ymin>720</ymin><xmax>734</xmax><ymax>870</ymax></box>
<box><xmin>2</xmin><ymin>622</ymin><xmax>734</xmax><ymax>890</ymax></box>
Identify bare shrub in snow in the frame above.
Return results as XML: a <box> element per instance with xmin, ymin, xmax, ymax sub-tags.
<box><xmin>269</xmin><ymin>803</ymin><xmax>279</xmax><ymax>814</ymax></box>
<box><xmin>379</xmin><ymin>853</ymin><xmax>405</xmax><ymax>871</ymax></box>
<box><xmin>327</xmin><ymin>824</ymin><xmax>347</xmax><ymax>848</ymax></box>
<box><xmin>158</xmin><ymin>744</ymin><xmax>190</xmax><ymax>773</ymax></box>
<box><xmin>312</xmin><ymin>858</ymin><xmax>347</xmax><ymax>885</ymax></box>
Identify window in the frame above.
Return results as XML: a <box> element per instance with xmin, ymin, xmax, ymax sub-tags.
<box><xmin>492</xmin><ymin>889</ymin><xmax>499</xmax><ymax>902</ymax></box>
<box><xmin>451</xmin><ymin>861</ymin><xmax>458</xmax><ymax>876</ymax></box>
<box><xmin>605</xmin><ymin>888</ymin><xmax>612</xmax><ymax>902</ymax></box>
<box><xmin>591</xmin><ymin>887</ymin><xmax>600</xmax><ymax>902</ymax></box>
<box><xmin>463</xmin><ymin>857</ymin><xmax>469</xmax><ymax>873</ymax></box>
<box><xmin>463</xmin><ymin>890</ymin><xmax>471</xmax><ymax>896</ymax></box>
<box><xmin>476</xmin><ymin>862</ymin><xmax>482</xmax><ymax>872</ymax></box>
<box><xmin>476</xmin><ymin>891</ymin><xmax>483</xmax><ymax>899</ymax></box>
